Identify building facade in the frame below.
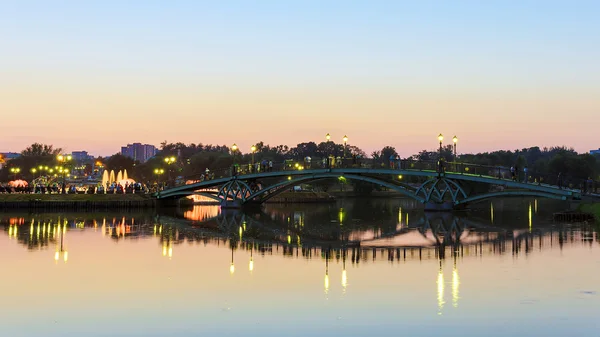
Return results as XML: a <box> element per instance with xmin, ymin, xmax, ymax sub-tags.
<box><xmin>120</xmin><ymin>143</ymin><xmax>157</xmax><ymax>163</ymax></box>
<box><xmin>71</xmin><ymin>151</ymin><xmax>92</xmax><ymax>162</ymax></box>
<box><xmin>0</xmin><ymin>152</ymin><xmax>20</xmax><ymax>169</ymax></box>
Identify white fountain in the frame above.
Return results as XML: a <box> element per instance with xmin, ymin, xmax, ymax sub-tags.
<box><xmin>102</xmin><ymin>170</ymin><xmax>109</xmax><ymax>186</ymax></box>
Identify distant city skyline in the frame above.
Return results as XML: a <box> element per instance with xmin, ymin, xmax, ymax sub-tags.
<box><xmin>1</xmin><ymin>1</ymin><xmax>599</xmax><ymax>156</ymax></box>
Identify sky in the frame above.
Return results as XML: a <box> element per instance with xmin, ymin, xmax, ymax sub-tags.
<box><xmin>1</xmin><ymin>0</ymin><xmax>599</xmax><ymax>157</ymax></box>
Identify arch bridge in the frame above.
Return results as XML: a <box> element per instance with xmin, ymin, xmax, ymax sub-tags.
<box><xmin>154</xmin><ymin>160</ymin><xmax>582</xmax><ymax>210</ymax></box>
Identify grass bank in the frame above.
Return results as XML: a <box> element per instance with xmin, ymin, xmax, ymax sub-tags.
<box><xmin>579</xmin><ymin>203</ymin><xmax>600</xmax><ymax>221</ymax></box>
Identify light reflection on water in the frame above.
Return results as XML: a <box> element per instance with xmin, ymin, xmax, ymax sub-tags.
<box><xmin>0</xmin><ymin>198</ymin><xmax>599</xmax><ymax>337</ymax></box>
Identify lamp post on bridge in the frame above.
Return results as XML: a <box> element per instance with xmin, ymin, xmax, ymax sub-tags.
<box><xmin>251</xmin><ymin>145</ymin><xmax>256</xmax><ymax>172</ymax></box>
<box><xmin>453</xmin><ymin>136</ymin><xmax>458</xmax><ymax>162</ymax></box>
<box><xmin>325</xmin><ymin>134</ymin><xmax>331</xmax><ymax>168</ymax></box>
<box><xmin>343</xmin><ymin>135</ymin><xmax>348</xmax><ymax>159</ymax></box>
<box><xmin>437</xmin><ymin>134</ymin><xmax>444</xmax><ymax>174</ymax></box>
<box><xmin>452</xmin><ymin>136</ymin><xmax>459</xmax><ymax>173</ymax></box>
<box><xmin>231</xmin><ymin>143</ymin><xmax>238</xmax><ymax>176</ymax></box>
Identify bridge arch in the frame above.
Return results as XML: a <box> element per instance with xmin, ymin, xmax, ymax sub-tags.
<box><xmin>245</xmin><ymin>173</ymin><xmax>426</xmax><ymax>204</ymax></box>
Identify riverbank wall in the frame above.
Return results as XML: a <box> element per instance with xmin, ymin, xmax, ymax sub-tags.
<box><xmin>0</xmin><ymin>194</ymin><xmax>156</xmax><ymax>210</ymax></box>
<box><xmin>0</xmin><ymin>199</ymin><xmax>156</xmax><ymax>211</ymax></box>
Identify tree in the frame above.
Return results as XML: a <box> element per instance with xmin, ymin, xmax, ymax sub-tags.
<box><xmin>104</xmin><ymin>154</ymin><xmax>135</xmax><ymax>172</ymax></box>
<box><xmin>21</xmin><ymin>143</ymin><xmax>62</xmax><ymax>157</ymax></box>
<box><xmin>380</xmin><ymin>146</ymin><xmax>398</xmax><ymax>164</ymax></box>
<box><xmin>287</xmin><ymin>142</ymin><xmax>319</xmax><ymax>160</ymax></box>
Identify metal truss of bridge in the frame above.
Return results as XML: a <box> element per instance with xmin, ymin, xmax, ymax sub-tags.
<box><xmin>154</xmin><ymin>161</ymin><xmax>582</xmax><ymax>210</ymax></box>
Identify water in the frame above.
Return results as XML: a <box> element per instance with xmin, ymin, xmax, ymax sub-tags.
<box><xmin>1</xmin><ymin>198</ymin><xmax>598</xmax><ymax>337</ymax></box>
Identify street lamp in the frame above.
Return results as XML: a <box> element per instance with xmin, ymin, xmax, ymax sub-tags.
<box><xmin>251</xmin><ymin>145</ymin><xmax>257</xmax><ymax>170</ymax></box>
<box><xmin>154</xmin><ymin>168</ymin><xmax>165</xmax><ymax>182</ymax></box>
<box><xmin>343</xmin><ymin>135</ymin><xmax>348</xmax><ymax>159</ymax></box>
<box><xmin>452</xmin><ymin>135</ymin><xmax>458</xmax><ymax>161</ymax></box>
<box><xmin>438</xmin><ymin>134</ymin><xmax>444</xmax><ymax>154</ymax></box>
<box><xmin>164</xmin><ymin>156</ymin><xmax>176</xmax><ymax>165</ymax></box>
<box><xmin>10</xmin><ymin>167</ymin><xmax>21</xmax><ymax>180</ymax></box>
<box><xmin>325</xmin><ymin>133</ymin><xmax>331</xmax><ymax>142</ymax></box>
<box><xmin>164</xmin><ymin>156</ymin><xmax>176</xmax><ymax>185</ymax></box>
<box><xmin>231</xmin><ymin>144</ymin><xmax>238</xmax><ymax>175</ymax></box>
<box><xmin>57</xmin><ymin>154</ymin><xmax>72</xmax><ymax>194</ymax></box>
<box><xmin>30</xmin><ymin>168</ymin><xmax>37</xmax><ymax>179</ymax></box>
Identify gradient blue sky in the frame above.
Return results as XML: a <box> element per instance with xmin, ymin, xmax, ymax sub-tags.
<box><xmin>1</xmin><ymin>1</ymin><xmax>599</xmax><ymax>156</ymax></box>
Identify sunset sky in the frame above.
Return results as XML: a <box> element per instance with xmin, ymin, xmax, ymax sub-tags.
<box><xmin>1</xmin><ymin>1</ymin><xmax>599</xmax><ymax>157</ymax></box>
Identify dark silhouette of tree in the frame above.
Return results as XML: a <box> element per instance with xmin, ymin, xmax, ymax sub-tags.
<box><xmin>104</xmin><ymin>154</ymin><xmax>135</xmax><ymax>172</ymax></box>
<box><xmin>21</xmin><ymin>143</ymin><xmax>62</xmax><ymax>157</ymax></box>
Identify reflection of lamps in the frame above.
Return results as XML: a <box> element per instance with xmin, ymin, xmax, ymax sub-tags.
<box><xmin>249</xmin><ymin>244</ymin><xmax>254</xmax><ymax>272</ymax></box>
<box><xmin>528</xmin><ymin>203</ymin><xmax>532</xmax><ymax>231</ymax></box>
<box><xmin>230</xmin><ymin>245</ymin><xmax>235</xmax><ymax>274</ymax></box>
<box><xmin>436</xmin><ymin>265</ymin><xmax>444</xmax><ymax>314</ymax></box>
<box><xmin>54</xmin><ymin>225</ymin><xmax>68</xmax><ymax>263</ymax></box>
<box><xmin>162</xmin><ymin>240</ymin><xmax>173</xmax><ymax>259</ymax></box>
<box><xmin>341</xmin><ymin>252</ymin><xmax>347</xmax><ymax>291</ymax></box>
<box><xmin>452</xmin><ymin>265</ymin><xmax>460</xmax><ymax>308</ymax></box>
<box><xmin>324</xmin><ymin>250</ymin><xmax>330</xmax><ymax>294</ymax></box>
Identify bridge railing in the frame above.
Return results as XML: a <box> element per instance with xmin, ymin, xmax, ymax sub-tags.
<box><xmin>158</xmin><ymin>158</ymin><xmax>593</xmax><ymax>194</ymax></box>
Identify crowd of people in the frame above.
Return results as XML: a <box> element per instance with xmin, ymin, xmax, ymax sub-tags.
<box><xmin>0</xmin><ymin>181</ymin><xmax>152</xmax><ymax>194</ymax></box>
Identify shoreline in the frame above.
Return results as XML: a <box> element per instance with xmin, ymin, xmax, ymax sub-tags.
<box><xmin>0</xmin><ymin>194</ymin><xmax>155</xmax><ymax>210</ymax></box>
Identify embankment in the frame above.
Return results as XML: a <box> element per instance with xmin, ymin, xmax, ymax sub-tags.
<box><xmin>0</xmin><ymin>194</ymin><xmax>155</xmax><ymax>211</ymax></box>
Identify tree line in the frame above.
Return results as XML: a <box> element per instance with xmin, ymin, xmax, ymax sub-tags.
<box><xmin>1</xmin><ymin>142</ymin><xmax>598</xmax><ymax>187</ymax></box>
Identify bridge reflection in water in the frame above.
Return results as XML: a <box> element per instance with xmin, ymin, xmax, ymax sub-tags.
<box><xmin>1</xmin><ymin>206</ymin><xmax>598</xmax><ymax>315</ymax></box>
<box><xmin>3</xmin><ymin>206</ymin><xmax>597</xmax><ymax>260</ymax></box>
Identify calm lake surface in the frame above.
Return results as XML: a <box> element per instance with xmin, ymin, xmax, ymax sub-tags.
<box><xmin>1</xmin><ymin>198</ymin><xmax>598</xmax><ymax>337</ymax></box>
